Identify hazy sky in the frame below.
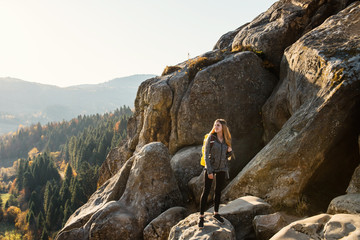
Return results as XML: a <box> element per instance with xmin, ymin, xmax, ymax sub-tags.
<box><xmin>0</xmin><ymin>0</ymin><xmax>277</xmax><ymax>87</ymax></box>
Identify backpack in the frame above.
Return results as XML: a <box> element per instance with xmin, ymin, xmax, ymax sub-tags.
<box><xmin>200</xmin><ymin>134</ymin><xmax>214</xmax><ymax>166</ymax></box>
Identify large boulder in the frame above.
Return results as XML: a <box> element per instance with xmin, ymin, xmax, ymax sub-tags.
<box><xmin>209</xmin><ymin>196</ymin><xmax>272</xmax><ymax>240</ymax></box>
<box><xmin>327</xmin><ymin>193</ymin><xmax>360</xmax><ymax>214</ymax></box>
<box><xmin>168</xmin><ymin>212</ymin><xmax>236</xmax><ymax>240</ymax></box>
<box><xmin>346</xmin><ymin>136</ymin><xmax>360</xmax><ymax>193</ymax></box>
<box><xmin>56</xmin><ymin>142</ymin><xmax>182</xmax><ymax>240</ymax></box>
<box><xmin>170</xmin><ymin>146</ymin><xmax>203</xmax><ymax>202</ymax></box>
<box><xmin>143</xmin><ymin>206</ymin><xmax>187</xmax><ymax>240</ymax></box>
<box><xmin>213</xmin><ymin>23</ymin><xmax>248</xmax><ymax>51</ymax></box>
<box><xmin>222</xmin><ymin>2</ymin><xmax>360</xmax><ymax>213</ymax></box>
<box><xmin>347</xmin><ymin>165</ymin><xmax>360</xmax><ymax>194</ymax></box>
<box><xmin>60</xmin><ymin>155</ymin><xmax>135</xmax><ymax>233</ymax></box>
<box><xmin>231</xmin><ymin>0</ymin><xmax>353</xmax><ymax>68</ymax></box>
<box><xmin>173</xmin><ymin>51</ymin><xmax>276</xmax><ymax>177</ymax></box>
<box><xmin>253</xmin><ymin>212</ymin><xmax>289</xmax><ymax>240</ymax></box>
<box><xmin>270</xmin><ymin>213</ymin><xmax>360</xmax><ymax>239</ymax></box>
<box><xmin>130</xmin><ymin>76</ymin><xmax>174</xmax><ymax>153</ymax></box>
<box><xmin>97</xmin><ymin>143</ymin><xmax>133</xmax><ymax>186</ymax></box>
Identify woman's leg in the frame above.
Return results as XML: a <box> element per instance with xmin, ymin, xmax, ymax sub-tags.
<box><xmin>213</xmin><ymin>171</ymin><xmax>225</xmax><ymax>213</ymax></box>
<box><xmin>199</xmin><ymin>170</ymin><xmax>213</xmax><ymax>215</ymax></box>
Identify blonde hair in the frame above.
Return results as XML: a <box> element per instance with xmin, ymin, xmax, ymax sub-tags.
<box><xmin>209</xmin><ymin>119</ymin><xmax>232</xmax><ymax>147</ymax></box>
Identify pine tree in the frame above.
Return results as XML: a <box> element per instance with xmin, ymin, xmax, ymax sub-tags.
<box><xmin>37</xmin><ymin>211</ymin><xmax>45</xmax><ymax>230</ymax></box>
<box><xmin>64</xmin><ymin>164</ymin><xmax>73</xmax><ymax>185</ymax></box>
<box><xmin>43</xmin><ymin>181</ymin><xmax>52</xmax><ymax>214</ymax></box>
<box><xmin>70</xmin><ymin>180</ymin><xmax>86</xmax><ymax>211</ymax></box>
<box><xmin>27</xmin><ymin>209</ymin><xmax>37</xmax><ymax>232</ymax></box>
<box><xmin>62</xmin><ymin>199</ymin><xmax>73</xmax><ymax>227</ymax></box>
<box><xmin>40</xmin><ymin>226</ymin><xmax>49</xmax><ymax>240</ymax></box>
<box><xmin>59</xmin><ymin>181</ymin><xmax>71</xmax><ymax>207</ymax></box>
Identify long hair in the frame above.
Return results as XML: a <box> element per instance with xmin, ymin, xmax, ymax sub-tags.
<box><xmin>209</xmin><ymin>119</ymin><xmax>232</xmax><ymax>147</ymax></box>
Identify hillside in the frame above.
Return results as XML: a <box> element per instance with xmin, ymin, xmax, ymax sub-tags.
<box><xmin>0</xmin><ymin>74</ymin><xmax>155</xmax><ymax>135</ymax></box>
<box><xmin>0</xmin><ymin>107</ymin><xmax>132</xmax><ymax>239</ymax></box>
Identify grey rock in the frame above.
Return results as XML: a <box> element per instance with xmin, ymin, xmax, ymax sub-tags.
<box><xmin>170</xmin><ymin>146</ymin><xmax>203</xmax><ymax>202</ymax></box>
<box><xmin>143</xmin><ymin>207</ymin><xmax>187</xmax><ymax>240</ymax></box>
<box><xmin>232</xmin><ymin>0</ymin><xmax>353</xmax><ymax>68</ymax></box>
<box><xmin>168</xmin><ymin>212</ymin><xmax>236</xmax><ymax>240</ymax></box>
<box><xmin>327</xmin><ymin>193</ymin><xmax>360</xmax><ymax>214</ymax></box>
<box><xmin>347</xmin><ymin>165</ymin><xmax>360</xmax><ymax>194</ymax></box>
<box><xmin>210</xmin><ymin>196</ymin><xmax>272</xmax><ymax>240</ymax></box>
<box><xmin>174</xmin><ymin>51</ymin><xmax>276</xmax><ymax>178</ymax></box>
<box><xmin>253</xmin><ymin>212</ymin><xmax>288</xmax><ymax>240</ymax></box>
<box><xmin>57</xmin><ymin>142</ymin><xmax>182</xmax><ymax>240</ymax></box>
<box><xmin>270</xmin><ymin>213</ymin><xmax>360</xmax><ymax>240</ymax></box>
<box><xmin>223</xmin><ymin>2</ymin><xmax>360</xmax><ymax>212</ymax></box>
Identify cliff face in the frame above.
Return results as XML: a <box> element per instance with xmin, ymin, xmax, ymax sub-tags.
<box><xmin>57</xmin><ymin>0</ymin><xmax>360</xmax><ymax>239</ymax></box>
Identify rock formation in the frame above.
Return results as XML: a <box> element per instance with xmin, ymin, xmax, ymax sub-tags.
<box><xmin>253</xmin><ymin>213</ymin><xmax>289</xmax><ymax>240</ymax></box>
<box><xmin>57</xmin><ymin>0</ymin><xmax>360</xmax><ymax>239</ymax></box>
<box><xmin>222</xmin><ymin>2</ymin><xmax>360</xmax><ymax>213</ymax></box>
<box><xmin>170</xmin><ymin>146</ymin><xmax>203</xmax><ymax>202</ymax></box>
<box><xmin>57</xmin><ymin>143</ymin><xmax>181</xmax><ymax>239</ymax></box>
<box><xmin>168</xmin><ymin>212</ymin><xmax>236</xmax><ymax>240</ymax></box>
<box><xmin>143</xmin><ymin>207</ymin><xmax>188</xmax><ymax>240</ymax></box>
<box><xmin>209</xmin><ymin>196</ymin><xmax>272</xmax><ymax>239</ymax></box>
<box><xmin>270</xmin><ymin>213</ymin><xmax>360</xmax><ymax>239</ymax></box>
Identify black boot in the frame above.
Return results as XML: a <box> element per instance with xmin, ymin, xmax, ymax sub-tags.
<box><xmin>213</xmin><ymin>214</ymin><xmax>224</xmax><ymax>223</ymax></box>
<box><xmin>198</xmin><ymin>216</ymin><xmax>204</xmax><ymax>229</ymax></box>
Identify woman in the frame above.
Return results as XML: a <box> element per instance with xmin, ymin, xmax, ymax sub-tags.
<box><xmin>199</xmin><ymin>119</ymin><xmax>232</xmax><ymax>229</ymax></box>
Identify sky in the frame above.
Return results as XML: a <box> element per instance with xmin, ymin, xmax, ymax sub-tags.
<box><xmin>0</xmin><ymin>0</ymin><xmax>277</xmax><ymax>87</ymax></box>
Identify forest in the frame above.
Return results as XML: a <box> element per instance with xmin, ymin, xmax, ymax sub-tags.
<box><xmin>0</xmin><ymin>106</ymin><xmax>132</xmax><ymax>239</ymax></box>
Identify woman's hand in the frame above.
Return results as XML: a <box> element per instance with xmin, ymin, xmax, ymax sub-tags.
<box><xmin>227</xmin><ymin>146</ymin><xmax>232</xmax><ymax>152</ymax></box>
<box><xmin>208</xmin><ymin>173</ymin><xmax>214</xmax><ymax>179</ymax></box>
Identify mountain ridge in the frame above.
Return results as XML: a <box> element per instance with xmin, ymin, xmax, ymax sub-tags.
<box><xmin>0</xmin><ymin>74</ymin><xmax>156</xmax><ymax>135</ymax></box>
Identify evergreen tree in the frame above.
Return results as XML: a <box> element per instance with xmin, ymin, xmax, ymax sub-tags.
<box><xmin>64</xmin><ymin>164</ymin><xmax>73</xmax><ymax>185</ymax></box>
<box><xmin>70</xmin><ymin>180</ymin><xmax>86</xmax><ymax>211</ymax></box>
<box><xmin>62</xmin><ymin>199</ymin><xmax>72</xmax><ymax>227</ymax></box>
<box><xmin>59</xmin><ymin>181</ymin><xmax>71</xmax><ymax>206</ymax></box>
<box><xmin>37</xmin><ymin>211</ymin><xmax>45</xmax><ymax>230</ymax></box>
<box><xmin>27</xmin><ymin>209</ymin><xmax>37</xmax><ymax>232</ymax></box>
<box><xmin>29</xmin><ymin>191</ymin><xmax>40</xmax><ymax>215</ymax></box>
<box><xmin>43</xmin><ymin>181</ymin><xmax>53</xmax><ymax>214</ymax></box>
<box><xmin>40</xmin><ymin>226</ymin><xmax>49</xmax><ymax>240</ymax></box>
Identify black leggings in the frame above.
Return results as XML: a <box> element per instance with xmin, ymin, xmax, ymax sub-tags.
<box><xmin>200</xmin><ymin>170</ymin><xmax>226</xmax><ymax>215</ymax></box>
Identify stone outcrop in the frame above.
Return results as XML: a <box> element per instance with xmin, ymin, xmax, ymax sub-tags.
<box><xmin>222</xmin><ymin>2</ymin><xmax>360</xmax><ymax>212</ymax></box>
<box><xmin>213</xmin><ymin>23</ymin><xmax>248</xmax><ymax>51</ymax></box>
<box><xmin>57</xmin><ymin>143</ymin><xmax>182</xmax><ymax>239</ymax></box>
<box><xmin>168</xmin><ymin>212</ymin><xmax>236</xmax><ymax>240</ymax></box>
<box><xmin>97</xmin><ymin>143</ymin><xmax>133</xmax><ymax>187</ymax></box>
<box><xmin>327</xmin><ymin>193</ymin><xmax>360</xmax><ymax>214</ymax></box>
<box><xmin>347</xmin><ymin>165</ymin><xmax>360</xmax><ymax>194</ymax></box>
<box><xmin>209</xmin><ymin>196</ymin><xmax>272</xmax><ymax>240</ymax></box>
<box><xmin>173</xmin><ymin>51</ymin><xmax>277</xmax><ymax>177</ymax></box>
<box><xmin>170</xmin><ymin>146</ymin><xmax>203</xmax><ymax>202</ymax></box>
<box><xmin>126</xmin><ymin>47</ymin><xmax>277</xmax><ymax>181</ymax></box>
<box><xmin>270</xmin><ymin>213</ymin><xmax>360</xmax><ymax>239</ymax></box>
<box><xmin>230</xmin><ymin>0</ymin><xmax>353</xmax><ymax>68</ymax></box>
<box><xmin>253</xmin><ymin>212</ymin><xmax>289</xmax><ymax>240</ymax></box>
<box><xmin>61</xmin><ymin>155</ymin><xmax>135</xmax><ymax>233</ymax></box>
<box><xmin>143</xmin><ymin>207</ymin><xmax>187</xmax><ymax>240</ymax></box>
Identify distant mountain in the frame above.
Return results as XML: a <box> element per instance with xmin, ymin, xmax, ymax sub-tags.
<box><xmin>0</xmin><ymin>74</ymin><xmax>155</xmax><ymax>135</ymax></box>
